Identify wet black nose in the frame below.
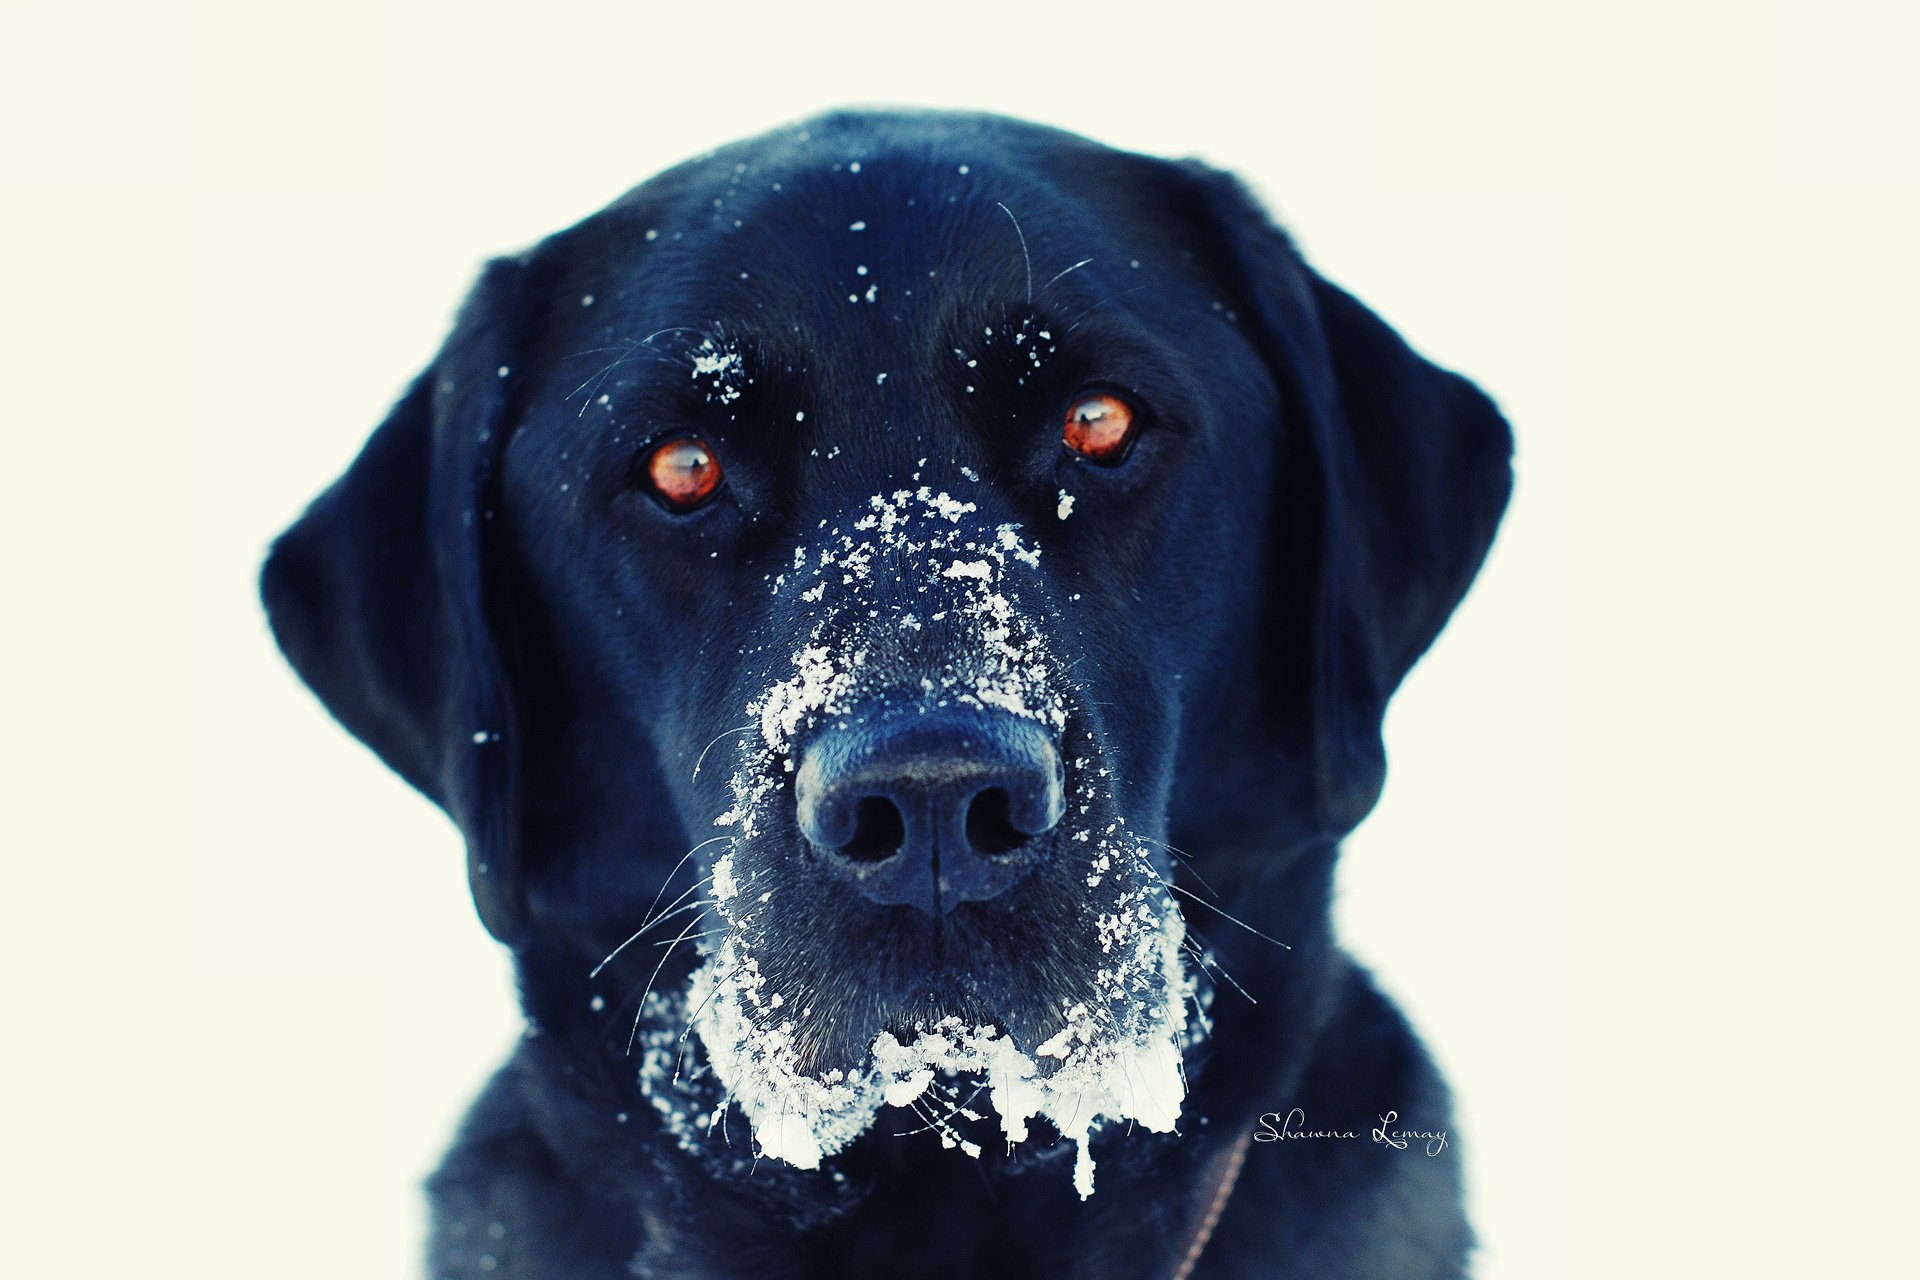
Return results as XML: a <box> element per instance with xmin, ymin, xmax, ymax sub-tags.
<box><xmin>794</xmin><ymin>708</ymin><xmax>1065</xmax><ymax>914</ymax></box>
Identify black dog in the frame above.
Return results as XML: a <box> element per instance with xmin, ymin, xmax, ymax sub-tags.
<box><xmin>263</xmin><ymin>110</ymin><xmax>1511</xmax><ymax>1279</ymax></box>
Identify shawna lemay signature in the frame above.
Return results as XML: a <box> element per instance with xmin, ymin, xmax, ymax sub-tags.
<box><xmin>1254</xmin><ymin>1109</ymin><xmax>1449</xmax><ymax>1157</ymax></box>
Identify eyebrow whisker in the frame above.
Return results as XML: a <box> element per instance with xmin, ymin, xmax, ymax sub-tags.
<box><xmin>995</xmin><ymin>201</ymin><xmax>1033</xmax><ymax>305</ymax></box>
<box><xmin>1042</xmin><ymin>256</ymin><xmax>1094</xmax><ymax>292</ymax></box>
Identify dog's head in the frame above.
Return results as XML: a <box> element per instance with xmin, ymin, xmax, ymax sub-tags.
<box><xmin>262</xmin><ymin>111</ymin><xmax>1510</xmax><ymax>1198</ymax></box>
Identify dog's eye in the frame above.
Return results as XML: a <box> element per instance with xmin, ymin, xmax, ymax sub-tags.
<box><xmin>643</xmin><ymin>436</ymin><xmax>724</xmax><ymax>511</ymax></box>
<box><xmin>1062</xmin><ymin>391</ymin><xmax>1138</xmax><ymax>464</ymax></box>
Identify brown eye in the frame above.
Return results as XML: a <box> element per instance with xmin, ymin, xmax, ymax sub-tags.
<box><xmin>643</xmin><ymin>436</ymin><xmax>723</xmax><ymax>511</ymax></box>
<box><xmin>1062</xmin><ymin>390</ymin><xmax>1138</xmax><ymax>463</ymax></box>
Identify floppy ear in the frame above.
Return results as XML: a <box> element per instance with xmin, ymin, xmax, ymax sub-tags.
<box><xmin>260</xmin><ymin>255</ymin><xmax>542</xmax><ymax>945</ymax></box>
<box><xmin>1185</xmin><ymin>168</ymin><xmax>1515</xmax><ymax>836</ymax></box>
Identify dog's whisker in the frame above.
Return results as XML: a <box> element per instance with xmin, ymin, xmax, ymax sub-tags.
<box><xmin>671</xmin><ymin>957</ymin><xmax>741</xmax><ymax>1081</ymax></box>
<box><xmin>1183</xmin><ymin>936</ymin><xmax>1256</xmax><ymax>1005</ymax></box>
<box><xmin>588</xmin><ymin>872</ymin><xmax>718</xmax><ymax>979</ymax></box>
<box><xmin>632</xmin><ymin>900</ymin><xmax>720</xmax><ymax>945</ymax></box>
<box><xmin>565</xmin><ymin>340</ymin><xmax>645</xmax><ymax>414</ymax></box>
<box><xmin>639</xmin><ymin>872</ymin><xmax>717</xmax><ymax>934</ymax></box>
<box><xmin>995</xmin><ymin>201</ymin><xmax>1033</xmax><ymax>304</ymax></box>
<box><xmin>589</xmin><ymin>918</ymin><xmax>662</xmax><ymax>980</ymax></box>
<box><xmin>626</xmin><ymin>912</ymin><xmax>710</xmax><ymax>1056</ymax></box>
<box><xmin>639</xmin><ymin>835</ymin><xmax>730</xmax><ymax>940</ymax></box>
<box><xmin>567</xmin><ymin>327</ymin><xmax>723</xmax><ymax>417</ymax></box>
<box><xmin>562</xmin><ymin>339</ymin><xmax>640</xmax><ymax>396</ymax></box>
<box><xmin>653</xmin><ymin>924</ymin><xmax>727</xmax><ymax>947</ymax></box>
<box><xmin>633</xmin><ymin>890</ymin><xmax>718</xmax><ymax>940</ymax></box>
<box><xmin>640</xmin><ymin>325</ymin><xmax>715</xmax><ymax>347</ymax></box>
<box><xmin>1136</xmin><ymin>834</ymin><xmax>1221</xmax><ymax>899</ymax></box>
<box><xmin>1041</xmin><ymin>256</ymin><xmax>1094</xmax><ymax>292</ymax></box>
<box><xmin>1063</xmin><ymin>284</ymin><xmax>1149</xmax><ymax>335</ymax></box>
<box><xmin>898</xmin><ymin>1094</ymin><xmax>965</xmax><ymax>1147</ymax></box>
<box><xmin>920</xmin><ymin>1079</ymin><xmax>990</xmax><ymax>1137</ymax></box>
<box><xmin>679</xmin><ymin>959</ymin><xmax>744</xmax><ymax>1043</ymax></box>
<box><xmin>692</xmin><ymin>724</ymin><xmax>754</xmax><ymax>780</ymax></box>
<box><xmin>1160</xmin><ymin>879</ymin><xmax>1292</xmax><ymax>950</ymax></box>
<box><xmin>560</xmin><ymin>343</ymin><xmax>656</xmax><ymax>360</ymax></box>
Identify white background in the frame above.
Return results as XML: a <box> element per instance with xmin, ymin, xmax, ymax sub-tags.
<box><xmin>4</xmin><ymin>2</ymin><xmax>1915</xmax><ymax>1276</ymax></box>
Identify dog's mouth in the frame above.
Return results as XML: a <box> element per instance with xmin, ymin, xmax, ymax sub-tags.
<box><xmin>630</xmin><ymin>486</ymin><xmax>1195</xmax><ymax>1198</ymax></box>
<box><xmin>635</xmin><ymin>843</ymin><xmax>1192</xmax><ymax>1200</ymax></box>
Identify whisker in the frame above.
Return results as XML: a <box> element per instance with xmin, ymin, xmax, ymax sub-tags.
<box><xmin>933</xmin><ymin>1079</ymin><xmax>990</xmax><ymax>1132</ymax></box>
<box><xmin>678</xmin><ymin>959</ymin><xmax>744</xmax><ymax>1048</ymax></box>
<box><xmin>1183</xmin><ymin>936</ymin><xmax>1256</xmax><ymax>1004</ymax></box>
<box><xmin>653</xmin><ymin>924</ymin><xmax>727</xmax><ymax>947</ymax></box>
<box><xmin>1063</xmin><ymin>285</ymin><xmax>1149</xmax><ymax>335</ymax></box>
<box><xmin>641</xmin><ymin>835</ymin><xmax>729</xmax><ymax>933</ymax></box>
<box><xmin>669</xmin><ymin>955</ymin><xmax>743</xmax><ymax>1083</ymax></box>
<box><xmin>1137</xmin><ymin>834</ymin><xmax>1220</xmax><ymax>899</ymax></box>
<box><xmin>1042</xmin><ymin>256</ymin><xmax>1094</xmax><ymax>292</ymax></box>
<box><xmin>626</xmin><ymin>911</ymin><xmax>709</xmax><ymax>1055</ymax></box>
<box><xmin>995</xmin><ymin>202</ymin><xmax>1033</xmax><ymax>304</ymax></box>
<box><xmin>641</xmin><ymin>325</ymin><xmax>714</xmax><ymax>347</ymax></box>
<box><xmin>564</xmin><ymin>327</ymin><xmax>715</xmax><ymax>416</ymax></box>
<box><xmin>1161</xmin><ymin>879</ymin><xmax>1292</xmax><ymax>950</ymax></box>
<box><xmin>563</xmin><ymin>340</ymin><xmax>639</xmax><ymax>400</ymax></box>
<box><xmin>641</xmin><ymin>872</ymin><xmax>717</xmax><ymax>934</ymax></box>
<box><xmin>566</xmin><ymin>341</ymin><xmax>650</xmax><ymax>416</ymax></box>
<box><xmin>559</xmin><ymin>343</ymin><xmax>671</xmax><ymax>360</ymax></box>
<box><xmin>692</xmin><ymin>724</ymin><xmax>754</xmax><ymax>780</ymax></box>
<box><xmin>632</xmin><ymin>897</ymin><xmax>718</xmax><ymax>939</ymax></box>
<box><xmin>588</xmin><ymin>869</ymin><xmax>718</xmax><ymax>979</ymax></box>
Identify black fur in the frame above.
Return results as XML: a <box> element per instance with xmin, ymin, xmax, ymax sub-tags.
<box><xmin>263</xmin><ymin>110</ymin><xmax>1512</xmax><ymax>1279</ymax></box>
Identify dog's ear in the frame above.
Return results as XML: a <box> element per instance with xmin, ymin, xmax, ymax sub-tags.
<box><xmin>1182</xmin><ymin>167</ymin><xmax>1514</xmax><ymax>836</ymax></box>
<box><xmin>261</xmin><ymin>255</ymin><xmax>544</xmax><ymax>945</ymax></box>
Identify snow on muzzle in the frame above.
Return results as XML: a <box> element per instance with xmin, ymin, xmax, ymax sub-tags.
<box><xmin>638</xmin><ymin>485</ymin><xmax>1194</xmax><ymax>1199</ymax></box>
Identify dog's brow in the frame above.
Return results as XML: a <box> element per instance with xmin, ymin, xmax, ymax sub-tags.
<box><xmin>558</xmin><ymin>327</ymin><xmax>725</xmax><ymax>415</ymax></box>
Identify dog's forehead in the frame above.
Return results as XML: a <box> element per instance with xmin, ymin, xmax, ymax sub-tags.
<box><xmin>576</xmin><ymin>115</ymin><xmax>1151</xmax><ymax>303</ymax></box>
<box><xmin>527</xmin><ymin>128</ymin><xmax>1197</xmax><ymax>423</ymax></box>
<box><xmin>562</xmin><ymin>173</ymin><xmax>1068</xmax><ymax>362</ymax></box>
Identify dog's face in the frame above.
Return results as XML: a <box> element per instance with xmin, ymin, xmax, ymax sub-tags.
<box><xmin>263</xmin><ymin>112</ymin><xmax>1510</xmax><ymax>1199</ymax></box>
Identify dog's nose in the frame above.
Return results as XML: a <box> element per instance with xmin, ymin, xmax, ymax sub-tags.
<box><xmin>794</xmin><ymin>708</ymin><xmax>1065</xmax><ymax>914</ymax></box>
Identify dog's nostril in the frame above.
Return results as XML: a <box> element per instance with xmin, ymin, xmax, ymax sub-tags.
<box><xmin>840</xmin><ymin>796</ymin><xmax>907</xmax><ymax>862</ymax></box>
<box><xmin>965</xmin><ymin>787</ymin><xmax>1028</xmax><ymax>856</ymax></box>
<box><xmin>794</xmin><ymin>708</ymin><xmax>1064</xmax><ymax>912</ymax></box>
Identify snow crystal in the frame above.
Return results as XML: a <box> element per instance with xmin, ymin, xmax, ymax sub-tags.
<box><xmin>689</xmin><ymin>339</ymin><xmax>746</xmax><ymax>403</ymax></box>
<box><xmin>944</xmin><ymin>558</ymin><xmax>991</xmax><ymax>581</ymax></box>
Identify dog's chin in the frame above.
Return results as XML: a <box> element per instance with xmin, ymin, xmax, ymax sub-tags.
<box><xmin>633</xmin><ymin>849</ymin><xmax>1195</xmax><ymax>1200</ymax></box>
